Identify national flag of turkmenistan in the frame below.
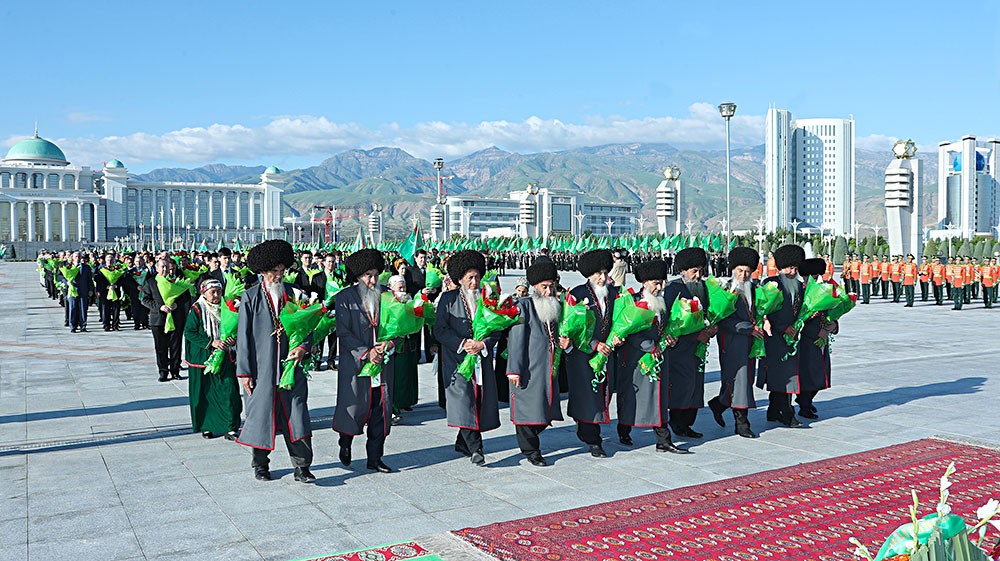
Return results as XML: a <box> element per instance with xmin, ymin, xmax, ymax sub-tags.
<box><xmin>399</xmin><ymin>220</ymin><xmax>424</xmax><ymax>266</ymax></box>
<box><xmin>198</xmin><ymin>241</ymin><xmax>209</xmax><ymax>252</ymax></box>
<box><xmin>349</xmin><ymin>227</ymin><xmax>368</xmax><ymax>254</ymax></box>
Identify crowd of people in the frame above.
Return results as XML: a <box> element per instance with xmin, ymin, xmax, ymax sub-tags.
<box><xmin>838</xmin><ymin>253</ymin><xmax>997</xmax><ymax>310</ymax></box>
<box><xmin>34</xmin><ymin>239</ymin><xmax>853</xmax><ymax>481</ymax></box>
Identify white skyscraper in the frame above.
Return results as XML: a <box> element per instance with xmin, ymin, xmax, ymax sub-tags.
<box><xmin>765</xmin><ymin>107</ymin><xmax>855</xmax><ymax>236</ymax></box>
<box><xmin>935</xmin><ymin>136</ymin><xmax>999</xmax><ymax>239</ymax></box>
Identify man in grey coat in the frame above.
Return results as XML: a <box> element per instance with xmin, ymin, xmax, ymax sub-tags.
<box><xmin>334</xmin><ymin>249</ymin><xmax>397</xmax><ymax>474</ymax></box>
<box><xmin>708</xmin><ymin>247</ymin><xmax>763</xmax><ymax>438</ymax></box>
<box><xmin>505</xmin><ymin>260</ymin><xmax>571</xmax><ymax>467</ymax></box>
<box><xmin>566</xmin><ymin>249</ymin><xmax>619</xmax><ymax>458</ymax></box>
<box><xmin>756</xmin><ymin>244</ymin><xmax>806</xmax><ymax>428</ymax></box>
<box><xmin>434</xmin><ymin>250</ymin><xmax>501</xmax><ymax>467</ymax></box>
<box><xmin>235</xmin><ymin>240</ymin><xmax>315</xmax><ymax>483</ymax></box>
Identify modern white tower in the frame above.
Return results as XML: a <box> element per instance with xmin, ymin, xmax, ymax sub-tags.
<box><xmin>655</xmin><ymin>166</ymin><xmax>682</xmax><ymax>235</ymax></box>
<box><xmin>935</xmin><ymin>136</ymin><xmax>999</xmax><ymax>238</ymax></box>
<box><xmin>884</xmin><ymin>140</ymin><xmax>922</xmax><ymax>257</ymax></box>
<box><xmin>765</xmin><ymin>107</ymin><xmax>855</xmax><ymax>236</ymax></box>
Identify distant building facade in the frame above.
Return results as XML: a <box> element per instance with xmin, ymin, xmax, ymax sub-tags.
<box><xmin>0</xmin><ymin>132</ymin><xmax>285</xmax><ymax>253</ymax></box>
<box><xmin>934</xmin><ymin>136</ymin><xmax>999</xmax><ymax>239</ymax></box>
<box><xmin>765</xmin><ymin>107</ymin><xmax>855</xmax><ymax>236</ymax></box>
<box><xmin>431</xmin><ymin>186</ymin><xmax>638</xmax><ymax>240</ymax></box>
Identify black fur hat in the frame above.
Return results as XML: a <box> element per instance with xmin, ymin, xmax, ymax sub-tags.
<box><xmin>634</xmin><ymin>259</ymin><xmax>670</xmax><ymax>282</ymax></box>
<box><xmin>345</xmin><ymin>249</ymin><xmax>386</xmax><ymax>279</ymax></box>
<box><xmin>674</xmin><ymin>247</ymin><xmax>708</xmax><ymax>271</ymax></box>
<box><xmin>773</xmin><ymin>244</ymin><xmax>806</xmax><ymax>270</ymax></box>
<box><xmin>526</xmin><ymin>260</ymin><xmax>559</xmax><ymax>286</ymax></box>
<box><xmin>246</xmin><ymin>239</ymin><xmax>295</xmax><ymax>273</ymax></box>
<box><xmin>446</xmin><ymin>250</ymin><xmax>487</xmax><ymax>283</ymax></box>
<box><xmin>800</xmin><ymin>257</ymin><xmax>826</xmax><ymax>277</ymax></box>
<box><xmin>727</xmin><ymin>247</ymin><xmax>760</xmax><ymax>271</ymax></box>
<box><xmin>577</xmin><ymin>249</ymin><xmax>614</xmax><ymax>278</ymax></box>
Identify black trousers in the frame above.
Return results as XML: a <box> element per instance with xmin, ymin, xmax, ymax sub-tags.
<box><xmin>952</xmin><ymin>287</ymin><xmax>964</xmax><ymax>310</ymax></box>
<box><xmin>933</xmin><ymin>284</ymin><xmax>943</xmax><ymax>305</ymax></box>
<box><xmin>151</xmin><ymin>322</ymin><xmax>184</xmax><ymax>376</ymax></box>
<box><xmin>861</xmin><ymin>283</ymin><xmax>871</xmax><ymax>304</ymax></box>
<box><xmin>515</xmin><ymin>424</ymin><xmax>546</xmax><ymax>457</ymax></box>
<box><xmin>669</xmin><ymin>408</ymin><xmax>697</xmax><ymax>430</ymax></box>
<box><xmin>985</xmin><ymin>286</ymin><xmax>994</xmax><ymax>309</ymax></box>
<box><xmin>132</xmin><ymin>299</ymin><xmax>149</xmax><ymax>327</ymax></box>
<box><xmin>575</xmin><ymin>421</ymin><xmax>603</xmax><ymax>445</ymax></box>
<box><xmin>618</xmin><ymin>421</ymin><xmax>673</xmax><ymax>447</ymax></box>
<box><xmin>339</xmin><ymin>387</ymin><xmax>387</xmax><ymax>463</ymax></box>
<box><xmin>251</xmin><ymin>402</ymin><xmax>313</xmax><ymax>469</ymax></box>
<box><xmin>768</xmin><ymin>391</ymin><xmax>795</xmax><ymax>420</ymax></box>
<box><xmin>904</xmin><ymin>284</ymin><xmax>915</xmax><ymax>306</ymax></box>
<box><xmin>103</xmin><ymin>299</ymin><xmax>120</xmax><ymax>329</ymax></box>
<box><xmin>881</xmin><ymin>280</ymin><xmax>889</xmax><ymax>298</ymax></box>
<box><xmin>920</xmin><ymin>281</ymin><xmax>929</xmax><ymax>301</ymax></box>
<box><xmin>457</xmin><ymin>428</ymin><xmax>483</xmax><ymax>455</ymax></box>
<box><xmin>319</xmin><ymin>334</ymin><xmax>337</xmax><ymax>366</ymax></box>
<box><xmin>891</xmin><ymin>282</ymin><xmax>901</xmax><ymax>302</ymax></box>
<box><xmin>796</xmin><ymin>390</ymin><xmax>818</xmax><ymax>410</ymax></box>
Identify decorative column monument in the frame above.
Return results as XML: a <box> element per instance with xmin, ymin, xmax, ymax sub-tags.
<box><xmin>885</xmin><ymin>139</ymin><xmax>922</xmax><ymax>257</ymax></box>
<box><xmin>656</xmin><ymin>166</ymin><xmax>682</xmax><ymax>235</ymax></box>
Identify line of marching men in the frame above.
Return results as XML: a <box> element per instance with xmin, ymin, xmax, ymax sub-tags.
<box><xmin>215</xmin><ymin>239</ymin><xmax>836</xmax><ymax>482</ymax></box>
<box><xmin>838</xmin><ymin>254</ymin><xmax>997</xmax><ymax>310</ymax></box>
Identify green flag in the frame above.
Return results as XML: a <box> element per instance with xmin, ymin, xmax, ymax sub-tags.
<box><xmin>349</xmin><ymin>227</ymin><xmax>368</xmax><ymax>253</ymax></box>
<box><xmin>399</xmin><ymin>221</ymin><xmax>424</xmax><ymax>266</ymax></box>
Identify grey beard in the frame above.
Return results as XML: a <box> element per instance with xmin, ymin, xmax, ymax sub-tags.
<box><xmin>780</xmin><ymin>274</ymin><xmax>800</xmax><ymax>303</ymax></box>
<box><xmin>589</xmin><ymin>281</ymin><xmax>609</xmax><ymax>303</ymax></box>
<box><xmin>642</xmin><ymin>290</ymin><xmax>667</xmax><ymax>315</ymax></box>
<box><xmin>461</xmin><ymin>286</ymin><xmax>479</xmax><ymax>306</ymax></box>
<box><xmin>358</xmin><ymin>283</ymin><xmax>380</xmax><ymax>315</ymax></box>
<box><xmin>532</xmin><ymin>294</ymin><xmax>561</xmax><ymax>324</ymax></box>
<box><xmin>733</xmin><ymin>279</ymin><xmax>754</xmax><ymax>304</ymax></box>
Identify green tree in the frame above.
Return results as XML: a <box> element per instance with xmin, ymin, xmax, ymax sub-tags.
<box><xmin>760</xmin><ymin>239</ymin><xmax>772</xmax><ymax>256</ymax></box>
<box><xmin>973</xmin><ymin>240</ymin><xmax>985</xmax><ymax>260</ymax></box>
<box><xmin>832</xmin><ymin>236</ymin><xmax>848</xmax><ymax>264</ymax></box>
<box><xmin>863</xmin><ymin>237</ymin><xmax>875</xmax><ymax>257</ymax></box>
<box><xmin>923</xmin><ymin>238</ymin><xmax>937</xmax><ymax>257</ymax></box>
<box><xmin>958</xmin><ymin>239</ymin><xmax>973</xmax><ymax>258</ymax></box>
<box><xmin>991</xmin><ymin>241</ymin><xmax>1000</xmax><ymax>257</ymax></box>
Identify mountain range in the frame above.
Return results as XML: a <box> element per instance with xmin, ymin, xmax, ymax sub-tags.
<box><xmin>133</xmin><ymin>143</ymin><xmax>938</xmax><ymax>239</ymax></box>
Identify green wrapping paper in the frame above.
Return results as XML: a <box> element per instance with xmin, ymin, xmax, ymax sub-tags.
<box><xmin>418</xmin><ymin>293</ymin><xmax>436</xmax><ymax>327</ymax></box>
<box><xmin>666</xmin><ymin>296</ymin><xmax>706</xmax><ymax>338</ymax></box>
<box><xmin>816</xmin><ymin>285</ymin><xmax>857</xmax><ymax>348</ymax></box>
<box><xmin>872</xmin><ymin>514</ymin><xmax>968</xmax><ymax>561</ymax></box>
<box><xmin>100</xmin><ymin>267</ymin><xmax>126</xmax><ymax>301</ymax></box>
<box><xmin>751</xmin><ymin>282</ymin><xmax>784</xmax><ymax>358</ymax></box>
<box><xmin>156</xmin><ymin>275</ymin><xmax>193</xmax><ymax>333</ymax></box>
<box><xmin>204</xmin><ymin>299</ymin><xmax>240</xmax><ymax>374</ymax></box>
<box><xmin>377</xmin><ymin>271</ymin><xmax>392</xmax><ymax>287</ymax></box>
<box><xmin>307</xmin><ymin>311</ymin><xmax>337</xmax><ymax>371</ymax></box>
<box><xmin>283</xmin><ymin>270</ymin><xmax>299</xmax><ymax>284</ymax></box>
<box><xmin>277</xmin><ymin>301</ymin><xmax>326</xmax><ymax>390</ymax></box>
<box><xmin>425</xmin><ymin>264</ymin><xmax>444</xmax><ymax>289</ymax></box>
<box><xmin>782</xmin><ymin>278</ymin><xmax>842</xmax><ymax>360</ymax></box>
<box><xmin>303</xmin><ymin>269</ymin><xmax>323</xmax><ymax>286</ymax></box>
<box><xmin>551</xmin><ymin>295</ymin><xmax>595</xmax><ymax>387</ymax></box>
<box><xmin>132</xmin><ymin>270</ymin><xmax>149</xmax><ymax>291</ymax></box>
<box><xmin>59</xmin><ymin>266</ymin><xmax>81</xmax><ymax>297</ymax></box>
<box><xmin>323</xmin><ymin>277</ymin><xmax>345</xmax><ymax>307</ymax></box>
<box><xmin>456</xmin><ymin>296</ymin><xmax>519</xmax><ymax>382</ymax></box>
<box><xmin>181</xmin><ymin>265</ymin><xmax>207</xmax><ymax>284</ymax></box>
<box><xmin>589</xmin><ymin>294</ymin><xmax>656</xmax><ymax>377</ymax></box>
<box><xmin>696</xmin><ymin>276</ymin><xmax>739</xmax><ymax>368</ymax></box>
<box><xmin>358</xmin><ymin>293</ymin><xmax>427</xmax><ymax>379</ymax></box>
<box><xmin>223</xmin><ymin>271</ymin><xmax>247</xmax><ymax>302</ymax></box>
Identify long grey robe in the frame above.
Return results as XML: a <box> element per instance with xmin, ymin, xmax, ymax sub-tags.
<box><xmin>662</xmin><ymin>279</ymin><xmax>708</xmax><ymax>410</ymax></box>
<box><xmin>433</xmin><ymin>289</ymin><xmax>501</xmax><ymax>432</ymax></box>
<box><xmin>716</xmin><ymin>280</ymin><xmax>757</xmax><ymax>409</ymax></box>
<box><xmin>797</xmin><ymin>314</ymin><xmax>834</xmax><ymax>392</ymax></box>
<box><xmin>617</xmin><ymin>293</ymin><xmax>668</xmax><ymax>426</ymax></box>
<box><xmin>235</xmin><ymin>283</ymin><xmax>313</xmax><ymax>450</ymax></box>
<box><xmin>566</xmin><ymin>283</ymin><xmax>618</xmax><ymax>424</ymax></box>
<box><xmin>756</xmin><ymin>275</ymin><xmax>804</xmax><ymax>393</ymax></box>
<box><xmin>505</xmin><ymin>297</ymin><xmax>564</xmax><ymax>425</ymax></box>
<box><xmin>333</xmin><ymin>285</ymin><xmax>396</xmax><ymax>436</ymax></box>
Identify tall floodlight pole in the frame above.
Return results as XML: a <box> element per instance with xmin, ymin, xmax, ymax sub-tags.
<box><xmin>604</xmin><ymin>219</ymin><xmax>615</xmax><ymax>237</ymax></box>
<box><xmin>718</xmin><ymin>102</ymin><xmax>737</xmax><ymax>247</ymax></box>
<box><xmin>433</xmin><ymin>158</ymin><xmax>445</xmax><ymax>203</ymax></box>
<box><xmin>754</xmin><ymin>216</ymin><xmax>766</xmax><ymax>254</ymax></box>
<box><xmin>575</xmin><ymin>211</ymin><xmax>586</xmax><ymax>236</ymax></box>
<box><xmin>790</xmin><ymin>219</ymin><xmax>801</xmax><ymax>245</ymax></box>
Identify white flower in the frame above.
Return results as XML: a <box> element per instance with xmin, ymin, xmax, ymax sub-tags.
<box><xmin>990</xmin><ymin>520</ymin><xmax>1000</xmax><ymax>531</ymax></box>
<box><xmin>937</xmin><ymin>503</ymin><xmax>952</xmax><ymax>517</ymax></box>
<box><xmin>977</xmin><ymin>499</ymin><xmax>1000</xmax><ymax>521</ymax></box>
<box><xmin>940</xmin><ymin>475</ymin><xmax>952</xmax><ymax>492</ymax></box>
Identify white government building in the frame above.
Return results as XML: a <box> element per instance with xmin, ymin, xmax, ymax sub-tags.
<box><xmin>765</xmin><ymin>107</ymin><xmax>856</xmax><ymax>237</ymax></box>
<box><xmin>0</xmin><ymin>132</ymin><xmax>286</xmax><ymax>253</ymax></box>
<box><xmin>429</xmin><ymin>185</ymin><xmax>639</xmax><ymax>240</ymax></box>
<box><xmin>934</xmin><ymin>136</ymin><xmax>999</xmax><ymax>239</ymax></box>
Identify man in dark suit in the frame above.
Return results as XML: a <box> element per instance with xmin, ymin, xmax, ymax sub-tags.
<box><xmin>63</xmin><ymin>251</ymin><xmax>95</xmax><ymax>333</ymax></box>
<box><xmin>404</xmin><ymin>249</ymin><xmax>438</xmax><ymax>362</ymax></box>
<box><xmin>141</xmin><ymin>258</ymin><xmax>191</xmax><ymax>382</ymax></box>
<box><xmin>314</xmin><ymin>253</ymin><xmax>341</xmax><ymax>370</ymax></box>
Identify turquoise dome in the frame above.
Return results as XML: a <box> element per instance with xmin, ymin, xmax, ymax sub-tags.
<box><xmin>264</xmin><ymin>165</ymin><xmax>281</xmax><ymax>174</ymax></box>
<box><xmin>4</xmin><ymin>135</ymin><xmax>68</xmax><ymax>165</ymax></box>
<box><xmin>105</xmin><ymin>159</ymin><xmax>125</xmax><ymax>169</ymax></box>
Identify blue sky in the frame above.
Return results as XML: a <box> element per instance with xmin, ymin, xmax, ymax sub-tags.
<box><xmin>3</xmin><ymin>1</ymin><xmax>998</xmax><ymax>172</ymax></box>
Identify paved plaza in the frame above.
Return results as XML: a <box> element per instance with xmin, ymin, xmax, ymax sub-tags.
<box><xmin>1</xmin><ymin>261</ymin><xmax>998</xmax><ymax>561</ymax></box>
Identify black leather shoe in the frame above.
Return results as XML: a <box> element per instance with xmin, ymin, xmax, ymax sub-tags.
<box><xmin>778</xmin><ymin>415</ymin><xmax>803</xmax><ymax>427</ymax></box>
<box><xmin>619</xmin><ymin>435</ymin><xmax>633</xmax><ymax>446</ymax></box>
<box><xmin>158</xmin><ymin>374</ymin><xmax>168</xmax><ymax>382</ymax></box>
<box><xmin>527</xmin><ymin>455</ymin><xmax>548</xmax><ymax>467</ymax></box>
<box><xmin>656</xmin><ymin>443</ymin><xmax>688</xmax><ymax>454</ymax></box>
<box><xmin>80</xmin><ymin>328</ymin><xmax>88</xmax><ymax>332</ymax></box>
<box><xmin>471</xmin><ymin>451</ymin><xmax>486</xmax><ymax>466</ymax></box>
<box><xmin>339</xmin><ymin>445</ymin><xmax>351</xmax><ymax>467</ymax></box>
<box><xmin>202</xmin><ymin>431</ymin><xmax>214</xmax><ymax>439</ymax></box>
<box><xmin>367</xmin><ymin>461</ymin><xmax>393</xmax><ymax>473</ymax></box>
<box><xmin>254</xmin><ymin>468</ymin><xmax>272</xmax><ymax>481</ymax></box>
<box><xmin>294</xmin><ymin>467</ymin><xmax>316</xmax><ymax>483</ymax></box>
<box><xmin>735</xmin><ymin>426</ymin><xmax>757</xmax><ymax>438</ymax></box>
<box><xmin>798</xmin><ymin>409</ymin><xmax>818</xmax><ymax>420</ymax></box>
<box><xmin>391</xmin><ymin>414</ymin><xmax>402</xmax><ymax>425</ymax></box>
<box><xmin>589</xmin><ymin>444</ymin><xmax>607</xmax><ymax>458</ymax></box>
<box><xmin>70</xmin><ymin>328</ymin><xmax>78</xmax><ymax>333</ymax></box>
<box><xmin>676</xmin><ymin>427</ymin><xmax>703</xmax><ymax>439</ymax></box>
<box><xmin>709</xmin><ymin>397</ymin><xmax>726</xmax><ymax>428</ymax></box>
<box><xmin>224</xmin><ymin>432</ymin><xmax>237</xmax><ymax>441</ymax></box>
<box><xmin>170</xmin><ymin>373</ymin><xmax>182</xmax><ymax>380</ymax></box>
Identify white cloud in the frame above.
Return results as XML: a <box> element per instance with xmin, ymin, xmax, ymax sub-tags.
<box><xmin>6</xmin><ymin>103</ymin><xmax>771</xmax><ymax>168</ymax></box>
<box><xmin>66</xmin><ymin>112</ymin><xmax>111</xmax><ymax>124</ymax></box>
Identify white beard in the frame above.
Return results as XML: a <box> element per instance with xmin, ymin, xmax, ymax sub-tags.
<box><xmin>589</xmin><ymin>281</ymin><xmax>609</xmax><ymax>303</ymax></box>
<box><xmin>642</xmin><ymin>290</ymin><xmax>667</xmax><ymax>315</ymax></box>
<box><xmin>532</xmin><ymin>294</ymin><xmax>561</xmax><ymax>324</ymax></box>
<box><xmin>358</xmin><ymin>283</ymin><xmax>379</xmax><ymax>316</ymax></box>
<box><xmin>732</xmin><ymin>279</ymin><xmax>754</xmax><ymax>304</ymax></box>
<box><xmin>461</xmin><ymin>286</ymin><xmax>480</xmax><ymax>307</ymax></box>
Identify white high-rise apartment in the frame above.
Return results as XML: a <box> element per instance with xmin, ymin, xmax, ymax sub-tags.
<box><xmin>765</xmin><ymin>107</ymin><xmax>855</xmax><ymax>236</ymax></box>
<box><xmin>935</xmin><ymin>136</ymin><xmax>999</xmax><ymax>239</ymax></box>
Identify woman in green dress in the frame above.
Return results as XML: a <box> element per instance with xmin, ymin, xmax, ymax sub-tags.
<box><xmin>184</xmin><ymin>279</ymin><xmax>242</xmax><ymax>439</ymax></box>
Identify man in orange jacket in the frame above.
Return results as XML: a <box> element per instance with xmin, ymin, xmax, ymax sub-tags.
<box><xmin>879</xmin><ymin>258</ymin><xmax>891</xmax><ymax>299</ymax></box>
<box><xmin>949</xmin><ymin>259</ymin><xmax>965</xmax><ymax>310</ymax></box>
<box><xmin>963</xmin><ymin>258</ymin><xmax>974</xmax><ymax>304</ymax></box>
<box><xmin>890</xmin><ymin>256</ymin><xmax>903</xmax><ymax>303</ymax></box>
<box><xmin>980</xmin><ymin>259</ymin><xmax>994</xmax><ymax>309</ymax></box>
<box><xmin>902</xmin><ymin>254</ymin><xmax>918</xmax><ymax>307</ymax></box>
<box><xmin>931</xmin><ymin>257</ymin><xmax>946</xmax><ymax>305</ymax></box>
<box><xmin>918</xmin><ymin>256</ymin><xmax>931</xmax><ymax>302</ymax></box>
<box><xmin>859</xmin><ymin>255</ymin><xmax>873</xmax><ymax>304</ymax></box>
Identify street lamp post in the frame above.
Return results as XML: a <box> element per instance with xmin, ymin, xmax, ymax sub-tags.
<box><xmin>170</xmin><ymin>204</ymin><xmax>176</xmax><ymax>249</ymax></box>
<box><xmin>754</xmin><ymin>216</ymin><xmax>766</xmax><ymax>254</ymax></box>
<box><xmin>634</xmin><ymin>215</ymin><xmax>647</xmax><ymax>234</ymax></box>
<box><xmin>604</xmin><ymin>219</ymin><xmax>615</xmax><ymax>237</ymax></box>
<box><xmin>790</xmin><ymin>219</ymin><xmax>801</xmax><ymax>245</ymax></box>
<box><xmin>574</xmin><ymin>211</ymin><xmax>586</xmax><ymax>236</ymax></box>
<box><xmin>433</xmin><ymin>158</ymin><xmax>445</xmax><ymax>204</ymax></box>
<box><xmin>685</xmin><ymin>220</ymin><xmax>693</xmax><ymax>238</ymax></box>
<box><xmin>872</xmin><ymin>223</ymin><xmax>882</xmax><ymax>244</ymax></box>
<box><xmin>242</xmin><ymin>225</ymin><xmax>248</xmax><ymax>243</ymax></box>
<box><xmin>718</xmin><ymin>102</ymin><xmax>737</xmax><ymax>247</ymax></box>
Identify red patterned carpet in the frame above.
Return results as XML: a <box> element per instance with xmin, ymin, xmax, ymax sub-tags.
<box><xmin>454</xmin><ymin>439</ymin><xmax>1000</xmax><ymax>561</ymax></box>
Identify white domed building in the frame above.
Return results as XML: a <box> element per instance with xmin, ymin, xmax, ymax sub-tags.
<box><xmin>1</xmin><ymin>131</ymin><xmax>286</xmax><ymax>253</ymax></box>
